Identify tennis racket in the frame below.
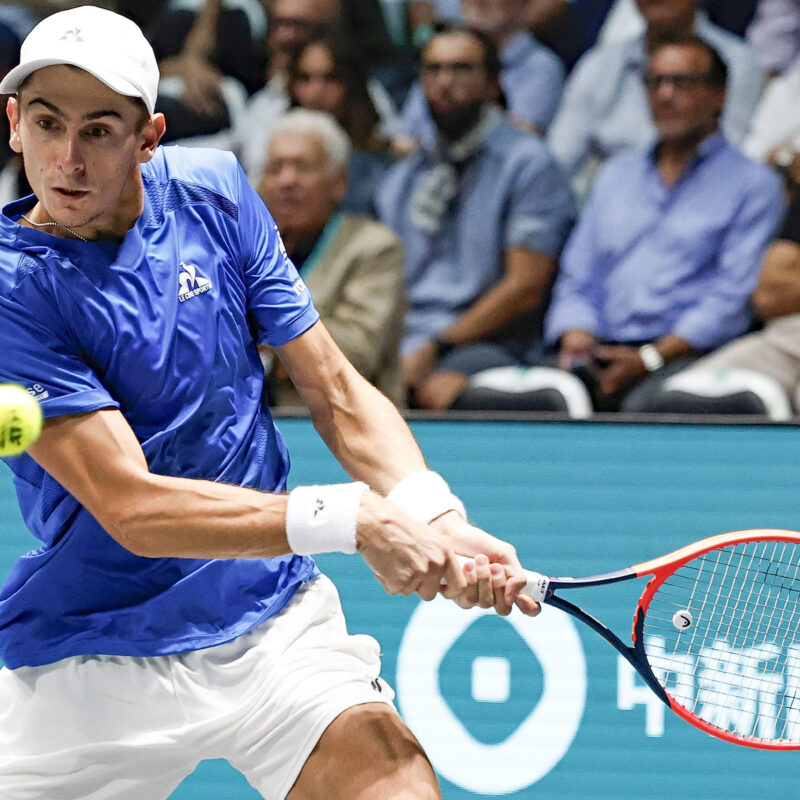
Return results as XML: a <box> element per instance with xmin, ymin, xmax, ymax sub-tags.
<box><xmin>506</xmin><ymin>528</ymin><xmax>800</xmax><ymax>749</ymax></box>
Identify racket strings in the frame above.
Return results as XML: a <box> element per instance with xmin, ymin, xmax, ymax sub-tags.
<box><xmin>642</xmin><ymin>538</ymin><xmax>800</xmax><ymax>744</ymax></box>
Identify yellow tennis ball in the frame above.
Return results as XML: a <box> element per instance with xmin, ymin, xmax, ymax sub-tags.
<box><xmin>0</xmin><ymin>384</ymin><xmax>43</xmax><ymax>457</ymax></box>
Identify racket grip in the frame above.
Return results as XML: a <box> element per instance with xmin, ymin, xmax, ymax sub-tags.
<box><xmin>453</xmin><ymin>556</ymin><xmax>550</xmax><ymax>604</ymax></box>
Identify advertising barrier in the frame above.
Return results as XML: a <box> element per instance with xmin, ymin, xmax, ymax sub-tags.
<box><xmin>1</xmin><ymin>419</ymin><xmax>798</xmax><ymax>798</ymax></box>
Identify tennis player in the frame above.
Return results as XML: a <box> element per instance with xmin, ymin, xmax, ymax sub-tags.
<box><xmin>0</xmin><ymin>6</ymin><xmax>537</xmax><ymax>800</ymax></box>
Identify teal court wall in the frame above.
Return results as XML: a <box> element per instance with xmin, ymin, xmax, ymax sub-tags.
<box><xmin>1</xmin><ymin>419</ymin><xmax>798</xmax><ymax>799</ymax></box>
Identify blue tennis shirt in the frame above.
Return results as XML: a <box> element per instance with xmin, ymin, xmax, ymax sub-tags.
<box><xmin>0</xmin><ymin>146</ymin><xmax>320</xmax><ymax>669</ymax></box>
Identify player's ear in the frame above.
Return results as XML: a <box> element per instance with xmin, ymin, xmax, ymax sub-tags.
<box><xmin>136</xmin><ymin>112</ymin><xmax>166</xmax><ymax>164</ymax></box>
<box><xmin>7</xmin><ymin>96</ymin><xmax>22</xmax><ymax>154</ymax></box>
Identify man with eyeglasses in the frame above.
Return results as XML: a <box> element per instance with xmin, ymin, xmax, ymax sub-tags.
<box><xmin>394</xmin><ymin>0</ymin><xmax>565</xmax><ymax>156</ymax></box>
<box><xmin>548</xmin><ymin>0</ymin><xmax>763</xmax><ymax>201</ymax></box>
<box><xmin>377</xmin><ymin>23</ymin><xmax>575</xmax><ymax>410</ymax></box>
<box><xmin>543</xmin><ymin>34</ymin><xmax>783</xmax><ymax>413</ymax></box>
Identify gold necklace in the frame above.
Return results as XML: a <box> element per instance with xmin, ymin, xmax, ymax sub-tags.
<box><xmin>20</xmin><ymin>214</ymin><xmax>89</xmax><ymax>243</ymax></box>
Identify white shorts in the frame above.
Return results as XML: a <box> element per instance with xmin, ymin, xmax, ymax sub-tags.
<box><xmin>0</xmin><ymin>575</ymin><xmax>395</xmax><ymax>800</ymax></box>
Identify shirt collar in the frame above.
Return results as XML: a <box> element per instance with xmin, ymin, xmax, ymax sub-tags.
<box><xmin>647</xmin><ymin>128</ymin><xmax>728</xmax><ymax>169</ymax></box>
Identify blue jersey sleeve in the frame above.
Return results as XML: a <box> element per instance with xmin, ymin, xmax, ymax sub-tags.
<box><xmin>233</xmin><ymin>162</ymin><xmax>319</xmax><ymax>347</ymax></box>
<box><xmin>0</xmin><ymin>259</ymin><xmax>118</xmax><ymax>419</ymax></box>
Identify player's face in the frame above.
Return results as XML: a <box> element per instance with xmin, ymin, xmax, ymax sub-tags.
<box><xmin>259</xmin><ymin>130</ymin><xmax>347</xmax><ymax>235</ymax></box>
<box><xmin>290</xmin><ymin>44</ymin><xmax>347</xmax><ymax>116</ymax></box>
<box><xmin>645</xmin><ymin>45</ymin><xmax>724</xmax><ymax>143</ymax></box>
<box><xmin>7</xmin><ymin>65</ymin><xmax>161</xmax><ymax>239</ymax></box>
<box><xmin>420</xmin><ymin>33</ymin><xmax>499</xmax><ymax>136</ymax></box>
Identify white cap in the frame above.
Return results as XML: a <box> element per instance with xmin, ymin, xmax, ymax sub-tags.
<box><xmin>0</xmin><ymin>5</ymin><xmax>159</xmax><ymax>114</ymax></box>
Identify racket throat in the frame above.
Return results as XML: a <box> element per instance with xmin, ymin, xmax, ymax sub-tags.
<box><xmin>549</xmin><ymin>594</ymin><xmax>670</xmax><ymax>706</ymax></box>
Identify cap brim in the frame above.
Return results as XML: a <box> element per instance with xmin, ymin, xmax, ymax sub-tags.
<box><xmin>0</xmin><ymin>58</ymin><xmax>154</xmax><ymax>113</ymax></box>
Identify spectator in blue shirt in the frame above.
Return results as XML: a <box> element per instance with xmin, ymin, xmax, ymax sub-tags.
<box><xmin>548</xmin><ymin>0</ymin><xmax>764</xmax><ymax>200</ymax></box>
<box><xmin>377</xmin><ymin>23</ymin><xmax>575</xmax><ymax>410</ymax></box>
<box><xmin>544</xmin><ymin>34</ymin><xmax>784</xmax><ymax>412</ymax></box>
<box><xmin>393</xmin><ymin>1</ymin><xmax>565</xmax><ymax>156</ymax></box>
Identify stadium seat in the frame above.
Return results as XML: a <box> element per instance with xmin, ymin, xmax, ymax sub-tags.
<box><xmin>454</xmin><ymin>366</ymin><xmax>593</xmax><ymax>417</ymax></box>
<box><xmin>648</xmin><ymin>368</ymin><xmax>794</xmax><ymax>420</ymax></box>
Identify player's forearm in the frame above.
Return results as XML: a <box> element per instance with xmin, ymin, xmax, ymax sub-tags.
<box><xmin>305</xmin><ymin>370</ymin><xmax>428</xmax><ymax>495</ymax></box>
<box><xmin>29</xmin><ymin>409</ymin><xmax>292</xmax><ymax>561</ymax></box>
<box><xmin>103</xmin><ymin>472</ymin><xmax>291</xmax><ymax>559</ymax></box>
<box><xmin>280</xmin><ymin>322</ymin><xmax>427</xmax><ymax>493</ymax></box>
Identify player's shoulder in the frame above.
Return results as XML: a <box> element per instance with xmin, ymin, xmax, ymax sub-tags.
<box><xmin>142</xmin><ymin>145</ymin><xmax>244</xmax><ymax>216</ymax></box>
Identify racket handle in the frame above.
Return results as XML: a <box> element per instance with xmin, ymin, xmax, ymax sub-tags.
<box><xmin>454</xmin><ymin>555</ymin><xmax>550</xmax><ymax>604</ymax></box>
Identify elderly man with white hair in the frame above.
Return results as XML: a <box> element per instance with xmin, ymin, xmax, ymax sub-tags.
<box><xmin>257</xmin><ymin>109</ymin><xmax>407</xmax><ymax>406</ymax></box>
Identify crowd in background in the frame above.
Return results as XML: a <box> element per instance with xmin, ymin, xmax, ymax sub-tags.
<box><xmin>2</xmin><ymin>0</ymin><xmax>800</xmax><ymax>419</ymax></box>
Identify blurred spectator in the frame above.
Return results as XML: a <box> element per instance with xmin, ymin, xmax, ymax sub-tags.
<box><xmin>745</xmin><ymin>0</ymin><xmax>800</xmax><ymax>78</ymax></box>
<box><xmin>263</xmin><ymin>0</ymin><xmax>338</xmax><ymax>90</ymax></box>
<box><xmin>0</xmin><ymin>20</ymin><xmax>28</xmax><ymax>207</ymax></box>
<box><xmin>116</xmin><ymin>0</ymin><xmax>168</xmax><ymax>34</ymax></box>
<box><xmin>548</xmin><ymin>0</ymin><xmax>764</xmax><ymax>199</ymax></box>
<box><xmin>741</xmin><ymin>1</ymin><xmax>800</xmax><ymax>183</ymax></box>
<box><xmin>394</xmin><ymin>0</ymin><xmax>565</xmax><ymax>155</ymax></box>
<box><xmin>544</xmin><ymin>35</ymin><xmax>783</xmax><ymax>413</ymax></box>
<box><xmin>742</xmin><ymin>60</ymin><xmax>800</xmax><ymax>175</ymax></box>
<box><xmin>234</xmin><ymin>34</ymin><xmax>395</xmax><ymax>214</ymax></box>
<box><xmin>258</xmin><ymin>0</ymin><xmax>403</xmax><ymax>103</ymax></box>
<box><xmin>338</xmin><ymin>0</ymin><xmax>414</xmax><ymax>107</ymax></box>
<box><xmin>600</xmin><ymin>0</ymin><xmax>757</xmax><ymax>43</ymax></box>
<box><xmin>377</xmin><ymin>24</ymin><xmax>575</xmax><ymax>409</ymax></box>
<box><xmin>698</xmin><ymin>0</ymin><xmax>757</xmax><ymax>37</ymax></box>
<box><xmin>257</xmin><ymin>110</ymin><xmax>406</xmax><ymax>406</ymax></box>
<box><xmin>203</xmin><ymin>0</ymin><xmax>338</xmax><ymax>160</ymax></box>
<box><xmin>147</xmin><ymin>0</ymin><xmax>267</xmax><ymax>142</ymax></box>
<box><xmin>0</xmin><ymin>4</ymin><xmax>37</xmax><ymax>41</ymax></box>
<box><xmin>643</xmin><ymin>191</ymin><xmax>800</xmax><ymax>417</ymax></box>
<box><xmin>529</xmin><ymin>0</ymin><xmax>617</xmax><ymax>70</ymax></box>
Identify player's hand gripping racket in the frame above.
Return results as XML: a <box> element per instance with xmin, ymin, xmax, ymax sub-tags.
<box><xmin>487</xmin><ymin>529</ymin><xmax>800</xmax><ymax>749</ymax></box>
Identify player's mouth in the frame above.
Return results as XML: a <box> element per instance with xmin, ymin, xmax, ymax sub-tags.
<box><xmin>52</xmin><ymin>187</ymin><xmax>90</xmax><ymax>200</ymax></box>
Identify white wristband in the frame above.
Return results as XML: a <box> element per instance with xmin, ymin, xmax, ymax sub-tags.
<box><xmin>285</xmin><ymin>482</ymin><xmax>368</xmax><ymax>555</ymax></box>
<box><xmin>386</xmin><ymin>470</ymin><xmax>466</xmax><ymax>523</ymax></box>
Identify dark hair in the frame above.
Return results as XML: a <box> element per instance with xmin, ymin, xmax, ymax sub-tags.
<box><xmin>649</xmin><ymin>32</ymin><xmax>728</xmax><ymax>87</ymax></box>
<box><xmin>421</xmin><ymin>22</ymin><xmax>502</xmax><ymax>81</ymax></box>
<box><xmin>287</xmin><ymin>33</ymin><xmax>383</xmax><ymax>151</ymax></box>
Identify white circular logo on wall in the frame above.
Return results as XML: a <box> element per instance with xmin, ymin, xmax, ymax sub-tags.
<box><xmin>397</xmin><ymin>598</ymin><xmax>586</xmax><ymax>795</ymax></box>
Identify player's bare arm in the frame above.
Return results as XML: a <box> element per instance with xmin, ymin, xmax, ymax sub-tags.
<box><xmin>28</xmin><ymin>407</ymin><xmax>293</xmax><ymax>559</ymax></box>
<box><xmin>277</xmin><ymin>321</ymin><xmax>539</xmax><ymax>614</ymax></box>
<box><xmin>22</xmin><ymin>387</ymin><xmax>463</xmax><ymax>604</ymax></box>
<box><xmin>26</xmin><ymin>393</ymin><xmax>465</xmax><ymax>604</ymax></box>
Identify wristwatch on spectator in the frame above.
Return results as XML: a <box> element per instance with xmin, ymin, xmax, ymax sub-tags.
<box><xmin>638</xmin><ymin>343</ymin><xmax>665</xmax><ymax>372</ymax></box>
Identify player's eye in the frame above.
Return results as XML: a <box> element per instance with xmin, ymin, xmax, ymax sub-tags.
<box><xmin>86</xmin><ymin>126</ymin><xmax>110</xmax><ymax>138</ymax></box>
<box><xmin>36</xmin><ymin>118</ymin><xmax>57</xmax><ymax>131</ymax></box>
